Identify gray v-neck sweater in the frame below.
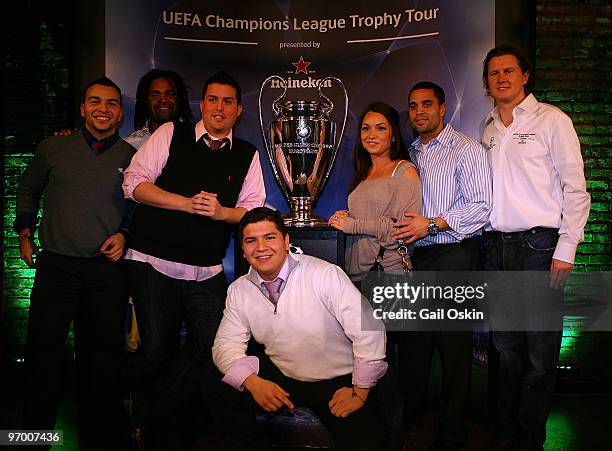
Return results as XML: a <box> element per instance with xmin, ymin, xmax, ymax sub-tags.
<box><xmin>16</xmin><ymin>132</ymin><xmax>134</xmax><ymax>257</ymax></box>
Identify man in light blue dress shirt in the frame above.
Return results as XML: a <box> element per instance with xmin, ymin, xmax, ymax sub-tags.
<box><xmin>393</xmin><ymin>81</ymin><xmax>492</xmax><ymax>451</ymax></box>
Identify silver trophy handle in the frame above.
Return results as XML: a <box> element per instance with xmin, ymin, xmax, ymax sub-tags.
<box><xmin>259</xmin><ymin>75</ymin><xmax>288</xmax><ymax>118</ymax></box>
<box><xmin>318</xmin><ymin>79</ymin><xmax>334</xmax><ymax>117</ymax></box>
<box><xmin>317</xmin><ymin>76</ymin><xmax>349</xmax><ymax>190</ymax></box>
<box><xmin>258</xmin><ymin>75</ymin><xmax>289</xmax><ymax>197</ymax></box>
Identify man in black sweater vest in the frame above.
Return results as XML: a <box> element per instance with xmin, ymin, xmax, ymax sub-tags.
<box><xmin>15</xmin><ymin>76</ymin><xmax>134</xmax><ymax>449</ymax></box>
<box><xmin>122</xmin><ymin>71</ymin><xmax>265</xmax><ymax>449</ymax></box>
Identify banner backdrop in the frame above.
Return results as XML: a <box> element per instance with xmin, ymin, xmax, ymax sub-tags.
<box><xmin>106</xmin><ymin>0</ymin><xmax>494</xmax><ymax>218</ymax></box>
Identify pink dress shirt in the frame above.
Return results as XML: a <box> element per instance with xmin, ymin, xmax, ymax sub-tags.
<box><xmin>122</xmin><ymin>121</ymin><xmax>265</xmax><ymax>281</ymax></box>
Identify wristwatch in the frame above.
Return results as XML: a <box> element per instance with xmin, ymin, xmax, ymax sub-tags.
<box><xmin>427</xmin><ymin>217</ymin><xmax>439</xmax><ymax>236</ymax></box>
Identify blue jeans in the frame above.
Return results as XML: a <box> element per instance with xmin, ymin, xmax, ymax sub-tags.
<box><xmin>481</xmin><ymin>228</ymin><xmax>562</xmax><ymax>450</ymax></box>
<box><xmin>127</xmin><ymin>261</ymin><xmax>227</xmax><ymax>422</ymax></box>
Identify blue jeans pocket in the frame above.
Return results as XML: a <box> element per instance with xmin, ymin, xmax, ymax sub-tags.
<box><xmin>524</xmin><ymin>231</ymin><xmax>558</xmax><ymax>251</ymax></box>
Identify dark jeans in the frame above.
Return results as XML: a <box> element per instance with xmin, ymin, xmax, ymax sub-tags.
<box><xmin>481</xmin><ymin>228</ymin><xmax>562</xmax><ymax>450</ymax></box>
<box><xmin>208</xmin><ymin>355</ymin><xmax>386</xmax><ymax>451</ymax></box>
<box><xmin>127</xmin><ymin>260</ymin><xmax>227</xmax><ymax>446</ymax></box>
<box><xmin>397</xmin><ymin>238</ymin><xmax>480</xmax><ymax>445</ymax></box>
<box><xmin>22</xmin><ymin>251</ymin><xmax>130</xmax><ymax>449</ymax></box>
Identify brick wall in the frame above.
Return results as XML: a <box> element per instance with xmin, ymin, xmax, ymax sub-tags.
<box><xmin>2</xmin><ymin>2</ymin><xmax>611</xmax><ymax>362</ymax></box>
<box><xmin>535</xmin><ymin>0</ymin><xmax>612</xmax><ymax>382</ymax></box>
<box><xmin>2</xmin><ymin>3</ymin><xmax>73</xmax><ymax>360</ymax></box>
<box><xmin>535</xmin><ymin>0</ymin><xmax>612</xmax><ymax>272</ymax></box>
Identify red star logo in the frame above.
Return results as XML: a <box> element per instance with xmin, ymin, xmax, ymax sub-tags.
<box><xmin>292</xmin><ymin>56</ymin><xmax>311</xmax><ymax>75</ymax></box>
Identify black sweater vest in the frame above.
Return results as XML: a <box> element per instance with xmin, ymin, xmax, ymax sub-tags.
<box><xmin>129</xmin><ymin>122</ymin><xmax>256</xmax><ymax>266</ymax></box>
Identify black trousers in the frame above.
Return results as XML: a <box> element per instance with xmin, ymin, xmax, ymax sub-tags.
<box><xmin>127</xmin><ymin>261</ymin><xmax>227</xmax><ymax>449</ymax></box>
<box><xmin>396</xmin><ymin>238</ymin><xmax>479</xmax><ymax>444</ymax></box>
<box><xmin>21</xmin><ymin>251</ymin><xmax>130</xmax><ymax>449</ymax></box>
<box><xmin>208</xmin><ymin>356</ymin><xmax>386</xmax><ymax>451</ymax></box>
<box><xmin>481</xmin><ymin>229</ymin><xmax>562</xmax><ymax>450</ymax></box>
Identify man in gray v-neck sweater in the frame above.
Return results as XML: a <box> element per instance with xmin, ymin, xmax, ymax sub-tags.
<box><xmin>14</xmin><ymin>76</ymin><xmax>135</xmax><ymax>449</ymax></box>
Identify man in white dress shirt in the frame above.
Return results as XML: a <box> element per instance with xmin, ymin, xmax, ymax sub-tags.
<box><xmin>479</xmin><ymin>45</ymin><xmax>590</xmax><ymax>451</ymax></box>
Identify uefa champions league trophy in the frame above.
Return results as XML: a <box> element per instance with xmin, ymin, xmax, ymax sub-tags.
<box><xmin>258</xmin><ymin>75</ymin><xmax>348</xmax><ymax>226</ymax></box>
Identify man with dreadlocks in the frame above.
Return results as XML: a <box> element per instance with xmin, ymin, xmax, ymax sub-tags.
<box><xmin>125</xmin><ymin>68</ymin><xmax>194</xmax><ymax>149</ymax></box>
<box><xmin>122</xmin><ymin>70</ymin><xmax>194</xmax><ymax>353</ymax></box>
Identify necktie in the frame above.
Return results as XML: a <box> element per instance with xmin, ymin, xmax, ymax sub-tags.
<box><xmin>91</xmin><ymin>140</ymin><xmax>105</xmax><ymax>154</ymax></box>
<box><xmin>262</xmin><ymin>278</ymin><xmax>283</xmax><ymax>305</ymax></box>
<box><xmin>205</xmin><ymin>135</ymin><xmax>228</xmax><ymax>151</ymax></box>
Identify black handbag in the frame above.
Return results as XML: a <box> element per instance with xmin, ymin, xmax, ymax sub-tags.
<box><xmin>369</xmin><ymin>246</ymin><xmax>386</xmax><ymax>272</ymax></box>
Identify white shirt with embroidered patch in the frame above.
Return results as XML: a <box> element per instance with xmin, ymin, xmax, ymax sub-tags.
<box><xmin>481</xmin><ymin>94</ymin><xmax>590</xmax><ymax>264</ymax></box>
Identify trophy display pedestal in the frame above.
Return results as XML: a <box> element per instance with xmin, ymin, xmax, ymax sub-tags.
<box><xmin>233</xmin><ymin>226</ymin><xmax>346</xmax><ymax>278</ymax></box>
<box><xmin>288</xmin><ymin>226</ymin><xmax>345</xmax><ymax>268</ymax></box>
